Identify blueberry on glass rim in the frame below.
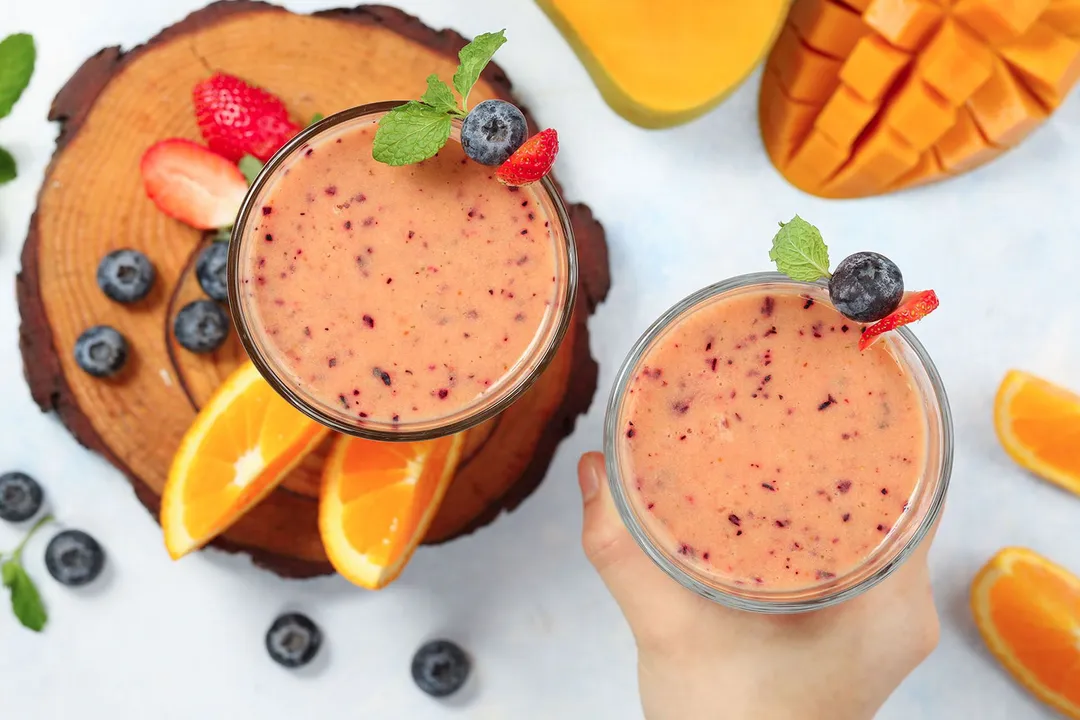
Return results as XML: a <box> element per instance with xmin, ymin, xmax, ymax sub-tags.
<box><xmin>768</xmin><ymin>215</ymin><xmax>939</xmax><ymax>346</ymax></box>
<box><xmin>411</xmin><ymin>639</ymin><xmax>471</xmax><ymax>697</ymax></box>
<box><xmin>370</xmin><ymin>29</ymin><xmax>558</xmax><ymax>185</ymax></box>
<box><xmin>828</xmin><ymin>252</ymin><xmax>904</xmax><ymax>323</ymax></box>
<box><xmin>96</xmin><ymin>249</ymin><xmax>156</xmax><ymax>303</ymax></box>
<box><xmin>0</xmin><ymin>472</ymin><xmax>44</xmax><ymax>523</ymax></box>
<box><xmin>461</xmin><ymin>99</ymin><xmax>527</xmax><ymax>166</ymax></box>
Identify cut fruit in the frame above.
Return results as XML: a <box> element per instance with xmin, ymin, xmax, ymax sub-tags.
<box><xmin>994</xmin><ymin>370</ymin><xmax>1080</xmax><ymax>496</ymax></box>
<box><xmin>761</xmin><ymin>0</ymin><xmax>1080</xmax><ymax>198</ymax></box>
<box><xmin>971</xmin><ymin>547</ymin><xmax>1080</xmax><ymax>719</ymax></box>
<box><xmin>858</xmin><ymin>289</ymin><xmax>939</xmax><ymax>350</ymax></box>
<box><xmin>319</xmin><ymin>432</ymin><xmax>466</xmax><ymax>589</ymax></box>
<box><xmin>537</xmin><ymin>0</ymin><xmax>790</xmax><ymax>128</ymax></box>
<box><xmin>140</xmin><ymin>139</ymin><xmax>249</xmax><ymax>229</ymax></box>
<box><xmin>161</xmin><ymin>361</ymin><xmax>330</xmax><ymax>559</ymax></box>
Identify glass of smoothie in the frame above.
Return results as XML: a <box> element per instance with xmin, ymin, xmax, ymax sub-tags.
<box><xmin>228</xmin><ymin>101</ymin><xmax>578</xmax><ymax>441</ymax></box>
<box><xmin>605</xmin><ymin>272</ymin><xmax>952</xmax><ymax>613</ymax></box>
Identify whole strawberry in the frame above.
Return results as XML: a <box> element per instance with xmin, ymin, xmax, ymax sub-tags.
<box><xmin>495</xmin><ymin>129</ymin><xmax>559</xmax><ymax>187</ymax></box>
<box><xmin>193</xmin><ymin>73</ymin><xmax>300</xmax><ymax>162</ymax></box>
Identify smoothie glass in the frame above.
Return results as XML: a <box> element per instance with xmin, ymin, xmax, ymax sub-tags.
<box><xmin>228</xmin><ymin>102</ymin><xmax>578</xmax><ymax>441</ymax></box>
<box><xmin>605</xmin><ymin>273</ymin><xmax>953</xmax><ymax>613</ymax></box>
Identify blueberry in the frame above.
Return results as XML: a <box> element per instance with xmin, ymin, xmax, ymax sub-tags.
<box><xmin>828</xmin><ymin>252</ymin><xmax>904</xmax><ymax>323</ymax></box>
<box><xmin>266</xmin><ymin>613</ymin><xmax>322</xmax><ymax>668</ymax></box>
<box><xmin>460</xmin><ymin>100</ymin><xmax>527</xmax><ymax>166</ymax></box>
<box><xmin>174</xmin><ymin>300</ymin><xmax>229</xmax><ymax>353</ymax></box>
<box><xmin>96</xmin><ymin>249</ymin><xmax>155</xmax><ymax>303</ymax></box>
<box><xmin>411</xmin><ymin>639</ymin><xmax>471</xmax><ymax>697</ymax></box>
<box><xmin>45</xmin><ymin>530</ymin><xmax>105</xmax><ymax>587</ymax></box>
<box><xmin>74</xmin><ymin>326</ymin><xmax>129</xmax><ymax>377</ymax></box>
<box><xmin>0</xmin><ymin>472</ymin><xmax>44</xmax><ymax>523</ymax></box>
<box><xmin>195</xmin><ymin>241</ymin><xmax>229</xmax><ymax>302</ymax></box>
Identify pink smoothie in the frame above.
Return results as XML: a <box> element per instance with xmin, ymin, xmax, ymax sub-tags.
<box><xmin>617</xmin><ymin>288</ymin><xmax>927</xmax><ymax>591</ymax></box>
<box><xmin>239</xmin><ymin>118</ymin><xmax>559</xmax><ymax>425</ymax></box>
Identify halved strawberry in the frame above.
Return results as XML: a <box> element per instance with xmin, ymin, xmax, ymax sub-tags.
<box><xmin>192</xmin><ymin>73</ymin><xmax>300</xmax><ymax>162</ymax></box>
<box><xmin>859</xmin><ymin>290</ymin><xmax>940</xmax><ymax>351</ymax></box>
<box><xmin>495</xmin><ymin>129</ymin><xmax>558</xmax><ymax>186</ymax></box>
<box><xmin>140</xmin><ymin>139</ymin><xmax>248</xmax><ymax>230</ymax></box>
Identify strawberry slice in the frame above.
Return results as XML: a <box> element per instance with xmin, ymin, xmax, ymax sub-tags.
<box><xmin>858</xmin><ymin>290</ymin><xmax>940</xmax><ymax>351</ymax></box>
<box><xmin>140</xmin><ymin>139</ymin><xmax>249</xmax><ymax>230</ymax></box>
<box><xmin>495</xmin><ymin>129</ymin><xmax>559</xmax><ymax>186</ymax></box>
<box><xmin>192</xmin><ymin>73</ymin><xmax>300</xmax><ymax>162</ymax></box>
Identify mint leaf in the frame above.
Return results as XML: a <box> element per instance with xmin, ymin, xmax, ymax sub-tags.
<box><xmin>213</xmin><ymin>227</ymin><xmax>232</xmax><ymax>243</ymax></box>
<box><xmin>238</xmin><ymin>154</ymin><xmax>263</xmax><ymax>185</ymax></box>
<box><xmin>0</xmin><ymin>146</ymin><xmax>15</xmax><ymax>185</ymax></box>
<box><xmin>453</xmin><ymin>30</ymin><xmax>506</xmax><ymax>110</ymax></box>
<box><xmin>309</xmin><ymin>112</ymin><xmax>324</xmax><ymax>126</ymax></box>
<box><xmin>372</xmin><ymin>101</ymin><xmax>452</xmax><ymax>166</ymax></box>
<box><xmin>3</xmin><ymin>560</ymin><xmax>46</xmax><ymax>632</ymax></box>
<box><xmin>0</xmin><ymin>33</ymin><xmax>35</xmax><ymax>119</ymax></box>
<box><xmin>420</xmin><ymin>74</ymin><xmax>458</xmax><ymax>115</ymax></box>
<box><xmin>769</xmin><ymin>215</ymin><xmax>831</xmax><ymax>282</ymax></box>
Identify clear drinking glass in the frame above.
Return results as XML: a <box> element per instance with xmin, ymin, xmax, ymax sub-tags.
<box><xmin>604</xmin><ymin>273</ymin><xmax>953</xmax><ymax>613</ymax></box>
<box><xmin>228</xmin><ymin>102</ymin><xmax>578</xmax><ymax>442</ymax></box>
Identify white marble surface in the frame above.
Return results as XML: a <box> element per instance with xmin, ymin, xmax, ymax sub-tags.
<box><xmin>2</xmin><ymin>1</ymin><xmax>1078</xmax><ymax>717</ymax></box>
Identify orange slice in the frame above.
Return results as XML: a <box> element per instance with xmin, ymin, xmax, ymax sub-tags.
<box><xmin>319</xmin><ymin>432</ymin><xmax>466</xmax><ymax>589</ymax></box>
<box><xmin>994</xmin><ymin>370</ymin><xmax>1080</xmax><ymax>496</ymax></box>
<box><xmin>971</xmin><ymin>547</ymin><xmax>1080</xmax><ymax>719</ymax></box>
<box><xmin>162</xmin><ymin>362</ymin><xmax>330</xmax><ymax>559</ymax></box>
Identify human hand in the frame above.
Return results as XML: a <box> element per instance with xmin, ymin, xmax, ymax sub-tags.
<box><xmin>577</xmin><ymin>452</ymin><xmax>940</xmax><ymax>720</ymax></box>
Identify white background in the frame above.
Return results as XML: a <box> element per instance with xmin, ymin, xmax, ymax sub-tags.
<box><xmin>1</xmin><ymin>1</ymin><xmax>1078</xmax><ymax>718</ymax></box>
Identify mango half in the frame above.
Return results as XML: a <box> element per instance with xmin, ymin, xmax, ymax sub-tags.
<box><xmin>761</xmin><ymin>0</ymin><xmax>1080</xmax><ymax>199</ymax></box>
<box><xmin>538</xmin><ymin>0</ymin><xmax>791</xmax><ymax>129</ymax></box>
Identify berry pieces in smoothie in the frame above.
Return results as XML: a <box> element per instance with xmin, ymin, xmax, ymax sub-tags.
<box><xmin>828</xmin><ymin>252</ymin><xmax>904</xmax><ymax>323</ymax></box>
<box><xmin>174</xmin><ymin>300</ymin><xmax>230</xmax><ymax>353</ymax></box>
<box><xmin>96</xmin><ymin>249</ymin><xmax>155</xmax><ymax>304</ymax></box>
<box><xmin>461</xmin><ymin>99</ymin><xmax>527</xmax><ymax>166</ymax></box>
<box><xmin>74</xmin><ymin>326</ymin><xmax>129</xmax><ymax>378</ymax></box>
<box><xmin>618</xmin><ymin>288</ymin><xmax>925</xmax><ymax>590</ymax></box>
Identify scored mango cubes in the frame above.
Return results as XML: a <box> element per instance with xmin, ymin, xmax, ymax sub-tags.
<box><xmin>760</xmin><ymin>0</ymin><xmax>1080</xmax><ymax>199</ymax></box>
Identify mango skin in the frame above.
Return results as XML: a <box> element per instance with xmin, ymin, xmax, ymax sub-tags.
<box><xmin>538</xmin><ymin>0</ymin><xmax>792</xmax><ymax>129</ymax></box>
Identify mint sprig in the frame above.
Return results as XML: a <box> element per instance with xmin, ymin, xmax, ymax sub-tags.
<box><xmin>373</xmin><ymin>29</ymin><xmax>506</xmax><ymax>166</ymax></box>
<box><xmin>2</xmin><ymin>514</ymin><xmax>53</xmax><ymax>632</ymax></box>
<box><xmin>769</xmin><ymin>215</ymin><xmax>832</xmax><ymax>282</ymax></box>
<box><xmin>0</xmin><ymin>32</ymin><xmax>36</xmax><ymax>185</ymax></box>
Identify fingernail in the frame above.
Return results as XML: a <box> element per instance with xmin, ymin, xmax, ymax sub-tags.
<box><xmin>579</xmin><ymin>455</ymin><xmax>601</xmax><ymax>503</ymax></box>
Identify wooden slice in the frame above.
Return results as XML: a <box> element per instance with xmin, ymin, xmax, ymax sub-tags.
<box><xmin>16</xmin><ymin>1</ymin><xmax>610</xmax><ymax>578</ymax></box>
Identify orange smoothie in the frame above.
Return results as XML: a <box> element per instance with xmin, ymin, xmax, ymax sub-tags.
<box><xmin>617</xmin><ymin>288</ymin><xmax>927</xmax><ymax>590</ymax></box>
<box><xmin>237</xmin><ymin>117</ymin><xmax>559</xmax><ymax>426</ymax></box>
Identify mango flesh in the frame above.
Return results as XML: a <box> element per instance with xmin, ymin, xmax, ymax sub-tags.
<box><xmin>761</xmin><ymin>0</ymin><xmax>1080</xmax><ymax>199</ymax></box>
<box><xmin>539</xmin><ymin>0</ymin><xmax>791</xmax><ymax>128</ymax></box>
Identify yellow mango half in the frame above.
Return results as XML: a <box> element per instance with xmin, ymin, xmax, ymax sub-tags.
<box><xmin>761</xmin><ymin>0</ymin><xmax>1080</xmax><ymax>199</ymax></box>
<box><xmin>538</xmin><ymin>0</ymin><xmax>791</xmax><ymax>128</ymax></box>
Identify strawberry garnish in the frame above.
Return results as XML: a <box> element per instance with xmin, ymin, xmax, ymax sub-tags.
<box><xmin>140</xmin><ymin>139</ymin><xmax>248</xmax><ymax>230</ymax></box>
<box><xmin>495</xmin><ymin>129</ymin><xmax>558</xmax><ymax>186</ymax></box>
<box><xmin>192</xmin><ymin>73</ymin><xmax>299</xmax><ymax>162</ymax></box>
<box><xmin>858</xmin><ymin>290</ymin><xmax>939</xmax><ymax>351</ymax></box>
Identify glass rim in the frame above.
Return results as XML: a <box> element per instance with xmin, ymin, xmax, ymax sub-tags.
<box><xmin>227</xmin><ymin>101</ymin><xmax>579</xmax><ymax>442</ymax></box>
<box><xmin>603</xmin><ymin>272</ymin><xmax>954</xmax><ymax>613</ymax></box>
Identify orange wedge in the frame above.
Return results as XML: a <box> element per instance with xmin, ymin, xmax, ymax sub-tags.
<box><xmin>319</xmin><ymin>432</ymin><xmax>465</xmax><ymax>589</ymax></box>
<box><xmin>995</xmin><ymin>370</ymin><xmax>1080</xmax><ymax>496</ymax></box>
<box><xmin>971</xmin><ymin>547</ymin><xmax>1080</xmax><ymax>719</ymax></box>
<box><xmin>162</xmin><ymin>361</ymin><xmax>330</xmax><ymax>559</ymax></box>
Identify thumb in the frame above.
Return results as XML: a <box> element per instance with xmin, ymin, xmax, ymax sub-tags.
<box><xmin>578</xmin><ymin>452</ymin><xmax>700</xmax><ymax>640</ymax></box>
